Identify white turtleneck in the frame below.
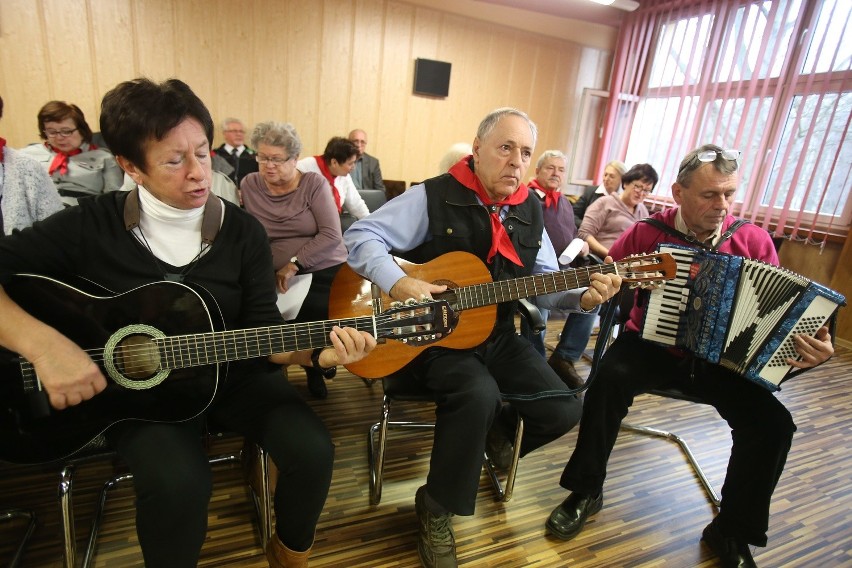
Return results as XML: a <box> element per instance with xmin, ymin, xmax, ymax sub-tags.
<box><xmin>132</xmin><ymin>185</ymin><xmax>213</xmax><ymax>267</ymax></box>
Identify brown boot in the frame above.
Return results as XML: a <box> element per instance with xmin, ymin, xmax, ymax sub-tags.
<box><xmin>266</xmin><ymin>534</ymin><xmax>312</xmax><ymax>568</ymax></box>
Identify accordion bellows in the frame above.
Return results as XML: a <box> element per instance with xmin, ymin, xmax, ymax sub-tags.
<box><xmin>641</xmin><ymin>243</ymin><xmax>846</xmax><ymax>391</ymax></box>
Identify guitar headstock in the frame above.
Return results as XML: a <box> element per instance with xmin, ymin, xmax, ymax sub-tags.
<box><xmin>375</xmin><ymin>299</ymin><xmax>458</xmax><ymax>343</ymax></box>
<box><xmin>615</xmin><ymin>252</ymin><xmax>677</xmax><ymax>289</ymax></box>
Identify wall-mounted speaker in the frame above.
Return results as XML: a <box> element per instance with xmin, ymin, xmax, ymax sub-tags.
<box><xmin>413</xmin><ymin>58</ymin><xmax>452</xmax><ymax>98</ymax></box>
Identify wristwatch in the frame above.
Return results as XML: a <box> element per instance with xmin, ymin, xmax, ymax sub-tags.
<box><xmin>290</xmin><ymin>256</ymin><xmax>304</xmax><ymax>272</ymax></box>
<box><xmin>311</xmin><ymin>348</ymin><xmax>337</xmax><ymax>379</ymax></box>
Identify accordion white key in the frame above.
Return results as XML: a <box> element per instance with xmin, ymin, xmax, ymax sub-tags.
<box><xmin>641</xmin><ymin>243</ymin><xmax>846</xmax><ymax>391</ymax></box>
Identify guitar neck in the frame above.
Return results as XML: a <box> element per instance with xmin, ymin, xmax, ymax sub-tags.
<box><xmin>454</xmin><ymin>263</ymin><xmax>618</xmax><ymax>311</ymax></box>
<box><xmin>156</xmin><ymin>315</ymin><xmax>375</xmax><ymax>369</ymax></box>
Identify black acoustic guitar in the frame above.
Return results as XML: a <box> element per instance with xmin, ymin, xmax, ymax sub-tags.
<box><xmin>0</xmin><ymin>274</ymin><xmax>452</xmax><ymax>464</ymax></box>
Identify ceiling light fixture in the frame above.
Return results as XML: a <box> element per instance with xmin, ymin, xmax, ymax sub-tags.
<box><xmin>588</xmin><ymin>0</ymin><xmax>640</xmax><ymax>12</ymax></box>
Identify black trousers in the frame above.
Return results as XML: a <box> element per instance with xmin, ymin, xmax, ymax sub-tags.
<box><xmin>560</xmin><ymin>331</ymin><xmax>795</xmax><ymax>546</ymax></box>
<box><xmin>413</xmin><ymin>328</ymin><xmax>582</xmax><ymax>516</ymax></box>
<box><xmin>107</xmin><ymin>366</ymin><xmax>334</xmax><ymax>567</ymax></box>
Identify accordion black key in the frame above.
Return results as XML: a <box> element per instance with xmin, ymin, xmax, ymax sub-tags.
<box><xmin>641</xmin><ymin>243</ymin><xmax>846</xmax><ymax>391</ymax></box>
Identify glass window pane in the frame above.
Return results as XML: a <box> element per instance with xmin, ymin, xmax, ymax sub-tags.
<box><xmin>764</xmin><ymin>93</ymin><xmax>852</xmax><ymax>215</ymax></box>
<box><xmin>715</xmin><ymin>0</ymin><xmax>802</xmax><ymax>81</ymax></box>
<box><xmin>648</xmin><ymin>15</ymin><xmax>713</xmax><ymax>88</ymax></box>
<box><xmin>802</xmin><ymin>0</ymin><xmax>852</xmax><ymax>73</ymax></box>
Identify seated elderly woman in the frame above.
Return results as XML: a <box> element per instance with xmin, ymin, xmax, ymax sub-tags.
<box><xmin>548</xmin><ymin>163</ymin><xmax>659</xmax><ymax>388</ymax></box>
<box><xmin>241</xmin><ymin>122</ymin><xmax>349</xmax><ymax>400</ymax></box>
<box><xmin>296</xmin><ymin>136</ymin><xmax>370</xmax><ymax>223</ymax></box>
<box><xmin>0</xmin><ymin>95</ymin><xmax>64</xmax><ymax>234</ymax></box>
<box><xmin>19</xmin><ymin>100</ymin><xmax>123</xmax><ymax>206</ymax></box>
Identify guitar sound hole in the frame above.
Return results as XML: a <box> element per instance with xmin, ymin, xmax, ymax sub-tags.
<box><xmin>115</xmin><ymin>334</ymin><xmax>161</xmax><ymax>379</ymax></box>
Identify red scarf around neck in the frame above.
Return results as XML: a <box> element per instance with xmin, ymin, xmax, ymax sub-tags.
<box><xmin>448</xmin><ymin>155</ymin><xmax>528</xmax><ymax>266</ymax></box>
<box><xmin>528</xmin><ymin>178</ymin><xmax>561</xmax><ymax>210</ymax></box>
<box><xmin>0</xmin><ymin>137</ymin><xmax>6</xmax><ymax>162</ymax></box>
<box><xmin>315</xmin><ymin>156</ymin><xmax>342</xmax><ymax>213</ymax></box>
<box><xmin>47</xmin><ymin>142</ymin><xmax>86</xmax><ymax>176</ymax></box>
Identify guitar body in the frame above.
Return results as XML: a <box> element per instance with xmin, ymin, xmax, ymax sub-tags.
<box><xmin>0</xmin><ymin>275</ymin><xmax>221</xmax><ymax>464</ymax></box>
<box><xmin>329</xmin><ymin>251</ymin><xmax>496</xmax><ymax>378</ymax></box>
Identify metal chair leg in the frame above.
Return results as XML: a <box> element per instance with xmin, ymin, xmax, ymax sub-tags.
<box><xmin>59</xmin><ymin>464</ymin><xmax>76</xmax><ymax>568</ymax></box>
<box><xmin>483</xmin><ymin>417</ymin><xmax>524</xmax><ymax>502</ymax></box>
<box><xmin>621</xmin><ymin>422</ymin><xmax>721</xmax><ymax>507</ymax></box>
<box><xmin>1</xmin><ymin>508</ymin><xmax>37</xmax><ymax>568</ymax></box>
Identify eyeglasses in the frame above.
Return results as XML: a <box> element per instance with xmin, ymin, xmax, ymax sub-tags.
<box><xmin>628</xmin><ymin>182</ymin><xmax>654</xmax><ymax>194</ymax></box>
<box><xmin>256</xmin><ymin>154</ymin><xmax>291</xmax><ymax>166</ymax></box>
<box><xmin>697</xmin><ymin>149</ymin><xmax>740</xmax><ymax>163</ymax></box>
<box><xmin>44</xmin><ymin>128</ymin><xmax>78</xmax><ymax>138</ymax></box>
<box><xmin>224</xmin><ymin>129</ymin><xmax>245</xmax><ymax>134</ymax></box>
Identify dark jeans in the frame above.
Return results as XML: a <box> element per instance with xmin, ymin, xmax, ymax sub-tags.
<box><xmin>560</xmin><ymin>331</ymin><xmax>795</xmax><ymax>546</ymax></box>
<box><xmin>107</xmin><ymin>366</ymin><xmax>334</xmax><ymax>567</ymax></box>
<box><xmin>412</xmin><ymin>329</ymin><xmax>582</xmax><ymax>516</ymax></box>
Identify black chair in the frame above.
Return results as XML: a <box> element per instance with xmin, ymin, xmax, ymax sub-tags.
<box><xmin>366</xmin><ymin>300</ymin><xmax>545</xmax><ymax>505</ymax></box>
<box><xmin>1</xmin><ymin>508</ymin><xmax>37</xmax><ymax>568</ymax></box>
<box><xmin>57</xmin><ymin>433</ymin><xmax>273</xmax><ymax>568</ymax></box>
<box><xmin>590</xmin><ymin>290</ymin><xmax>721</xmax><ymax>508</ymax></box>
<box><xmin>340</xmin><ymin>189</ymin><xmax>388</xmax><ymax>232</ymax></box>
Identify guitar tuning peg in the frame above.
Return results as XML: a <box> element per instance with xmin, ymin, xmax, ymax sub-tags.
<box><xmin>390</xmin><ymin>300</ymin><xmax>403</xmax><ymax>308</ymax></box>
<box><xmin>405</xmin><ymin>298</ymin><xmax>418</xmax><ymax>306</ymax></box>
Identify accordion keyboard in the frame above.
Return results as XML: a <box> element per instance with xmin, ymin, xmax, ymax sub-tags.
<box><xmin>641</xmin><ymin>247</ymin><xmax>695</xmax><ymax>345</ymax></box>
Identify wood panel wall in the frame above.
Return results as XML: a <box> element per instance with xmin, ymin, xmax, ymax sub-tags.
<box><xmin>0</xmin><ymin>0</ymin><xmax>612</xmax><ymax>185</ymax></box>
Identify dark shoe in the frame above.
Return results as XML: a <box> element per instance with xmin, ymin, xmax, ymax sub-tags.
<box><xmin>485</xmin><ymin>421</ymin><xmax>514</xmax><ymax>471</ymax></box>
<box><xmin>304</xmin><ymin>365</ymin><xmax>328</xmax><ymax>399</ymax></box>
<box><xmin>548</xmin><ymin>354</ymin><xmax>584</xmax><ymax>391</ymax></box>
<box><xmin>415</xmin><ymin>486</ymin><xmax>457</xmax><ymax>568</ymax></box>
<box><xmin>701</xmin><ymin>521</ymin><xmax>758</xmax><ymax>568</ymax></box>
<box><xmin>546</xmin><ymin>491</ymin><xmax>603</xmax><ymax>541</ymax></box>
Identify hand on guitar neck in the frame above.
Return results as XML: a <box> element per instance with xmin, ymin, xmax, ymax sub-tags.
<box><xmin>579</xmin><ymin>256</ymin><xmax>622</xmax><ymax>312</ymax></box>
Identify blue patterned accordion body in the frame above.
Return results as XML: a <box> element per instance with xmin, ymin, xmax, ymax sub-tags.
<box><xmin>640</xmin><ymin>244</ymin><xmax>846</xmax><ymax>391</ymax></box>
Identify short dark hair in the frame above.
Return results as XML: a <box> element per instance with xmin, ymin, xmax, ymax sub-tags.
<box><xmin>621</xmin><ymin>163</ymin><xmax>659</xmax><ymax>189</ymax></box>
<box><xmin>100</xmin><ymin>78</ymin><xmax>213</xmax><ymax>173</ymax></box>
<box><xmin>37</xmin><ymin>100</ymin><xmax>93</xmax><ymax>143</ymax></box>
<box><xmin>322</xmin><ymin>137</ymin><xmax>358</xmax><ymax>164</ymax></box>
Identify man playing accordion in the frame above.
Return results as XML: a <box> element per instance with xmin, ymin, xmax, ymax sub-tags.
<box><xmin>545</xmin><ymin>144</ymin><xmax>834</xmax><ymax>568</ymax></box>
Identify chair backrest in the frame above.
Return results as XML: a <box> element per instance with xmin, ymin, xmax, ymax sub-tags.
<box><xmin>383</xmin><ymin>180</ymin><xmax>406</xmax><ymax>200</ymax></box>
<box><xmin>340</xmin><ymin>189</ymin><xmax>388</xmax><ymax>232</ymax></box>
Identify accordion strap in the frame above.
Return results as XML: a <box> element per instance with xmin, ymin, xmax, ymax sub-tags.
<box><xmin>639</xmin><ymin>217</ymin><xmax>749</xmax><ymax>252</ymax></box>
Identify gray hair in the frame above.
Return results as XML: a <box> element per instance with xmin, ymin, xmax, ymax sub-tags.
<box><xmin>676</xmin><ymin>143</ymin><xmax>739</xmax><ymax>186</ymax></box>
<box><xmin>476</xmin><ymin>108</ymin><xmax>538</xmax><ymax>148</ymax></box>
<box><xmin>438</xmin><ymin>142</ymin><xmax>472</xmax><ymax>173</ymax></box>
<box><xmin>220</xmin><ymin>117</ymin><xmax>244</xmax><ymax>131</ymax></box>
<box><xmin>536</xmin><ymin>150</ymin><xmax>568</xmax><ymax>169</ymax></box>
<box><xmin>605</xmin><ymin>159</ymin><xmax>627</xmax><ymax>176</ymax></box>
<box><xmin>250</xmin><ymin>121</ymin><xmax>302</xmax><ymax>158</ymax></box>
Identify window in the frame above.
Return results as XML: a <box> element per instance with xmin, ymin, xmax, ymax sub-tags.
<box><xmin>608</xmin><ymin>0</ymin><xmax>851</xmax><ymax>241</ymax></box>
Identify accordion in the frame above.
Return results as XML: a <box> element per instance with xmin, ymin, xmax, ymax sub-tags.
<box><xmin>641</xmin><ymin>244</ymin><xmax>846</xmax><ymax>391</ymax></box>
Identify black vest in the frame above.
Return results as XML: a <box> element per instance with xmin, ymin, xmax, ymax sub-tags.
<box><xmin>397</xmin><ymin>172</ymin><xmax>544</xmax><ymax>330</ymax></box>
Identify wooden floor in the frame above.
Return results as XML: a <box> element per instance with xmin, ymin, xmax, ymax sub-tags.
<box><xmin>2</xmin><ymin>316</ymin><xmax>851</xmax><ymax>567</ymax></box>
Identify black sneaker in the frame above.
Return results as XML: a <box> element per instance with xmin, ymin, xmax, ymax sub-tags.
<box><xmin>485</xmin><ymin>422</ymin><xmax>513</xmax><ymax>471</ymax></box>
<box><xmin>414</xmin><ymin>486</ymin><xmax>457</xmax><ymax>568</ymax></box>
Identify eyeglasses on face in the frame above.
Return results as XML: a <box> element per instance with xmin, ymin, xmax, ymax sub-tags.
<box><xmin>44</xmin><ymin>128</ymin><xmax>78</xmax><ymax>138</ymax></box>
<box><xmin>256</xmin><ymin>154</ymin><xmax>291</xmax><ymax>165</ymax></box>
<box><xmin>629</xmin><ymin>182</ymin><xmax>654</xmax><ymax>194</ymax></box>
<box><xmin>224</xmin><ymin>129</ymin><xmax>245</xmax><ymax>134</ymax></box>
<box><xmin>697</xmin><ymin>149</ymin><xmax>740</xmax><ymax>163</ymax></box>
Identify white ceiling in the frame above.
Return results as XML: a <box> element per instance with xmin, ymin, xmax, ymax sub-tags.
<box><xmin>474</xmin><ymin>0</ymin><xmax>633</xmax><ymax>27</ymax></box>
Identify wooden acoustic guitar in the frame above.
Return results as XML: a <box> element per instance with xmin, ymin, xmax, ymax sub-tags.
<box><xmin>329</xmin><ymin>251</ymin><xmax>676</xmax><ymax>378</ymax></box>
<box><xmin>0</xmin><ymin>274</ymin><xmax>452</xmax><ymax>464</ymax></box>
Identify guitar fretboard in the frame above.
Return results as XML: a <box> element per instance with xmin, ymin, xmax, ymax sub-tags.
<box><xmin>156</xmin><ymin>316</ymin><xmax>374</xmax><ymax>370</ymax></box>
<box><xmin>453</xmin><ymin>264</ymin><xmax>620</xmax><ymax>311</ymax></box>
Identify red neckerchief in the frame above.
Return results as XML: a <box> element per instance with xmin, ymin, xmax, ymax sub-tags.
<box><xmin>47</xmin><ymin>143</ymin><xmax>84</xmax><ymax>176</ymax></box>
<box><xmin>315</xmin><ymin>156</ymin><xmax>342</xmax><ymax>213</ymax></box>
<box><xmin>448</xmin><ymin>155</ymin><xmax>527</xmax><ymax>266</ymax></box>
<box><xmin>0</xmin><ymin>137</ymin><xmax>6</xmax><ymax>162</ymax></box>
<box><xmin>528</xmin><ymin>178</ymin><xmax>560</xmax><ymax>210</ymax></box>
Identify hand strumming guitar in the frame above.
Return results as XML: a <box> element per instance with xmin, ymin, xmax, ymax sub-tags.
<box><xmin>0</xmin><ymin>287</ymin><xmax>107</xmax><ymax>410</ymax></box>
<box><xmin>579</xmin><ymin>256</ymin><xmax>623</xmax><ymax>312</ymax></box>
<box><xmin>389</xmin><ymin>275</ymin><xmax>448</xmax><ymax>303</ymax></box>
